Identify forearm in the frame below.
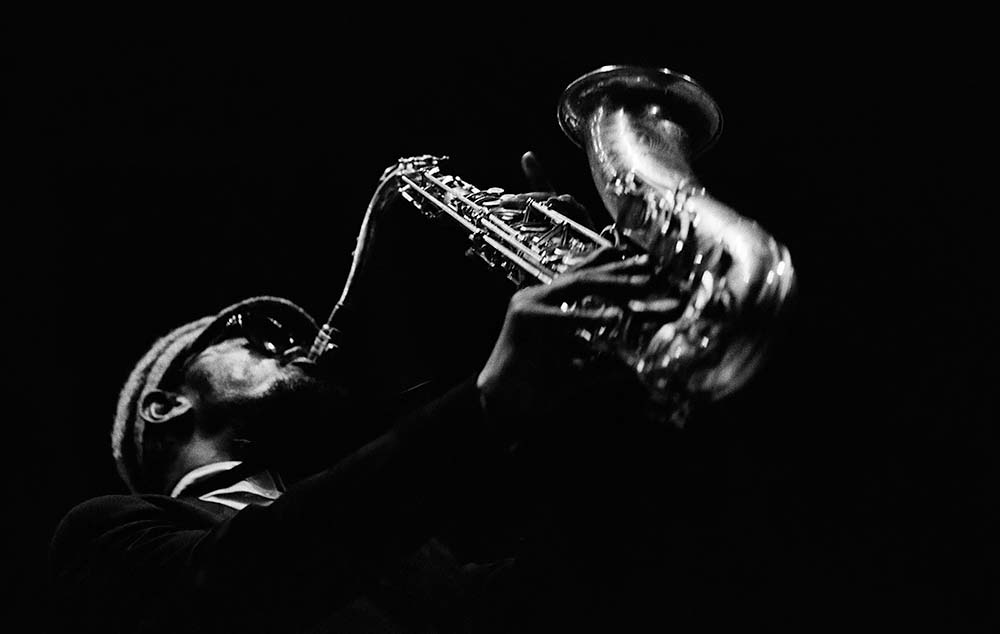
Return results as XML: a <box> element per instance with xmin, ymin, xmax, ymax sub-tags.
<box><xmin>255</xmin><ymin>375</ymin><xmax>500</xmax><ymax>574</ymax></box>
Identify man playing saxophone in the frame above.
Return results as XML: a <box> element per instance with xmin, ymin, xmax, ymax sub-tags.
<box><xmin>48</xmin><ymin>155</ymin><xmax>668</xmax><ymax>633</ymax></box>
<box><xmin>50</xmin><ymin>65</ymin><xmax>794</xmax><ymax>633</ymax></box>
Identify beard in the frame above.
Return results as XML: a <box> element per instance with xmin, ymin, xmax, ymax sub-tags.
<box><xmin>197</xmin><ymin>371</ymin><xmax>374</xmax><ymax>482</ymax></box>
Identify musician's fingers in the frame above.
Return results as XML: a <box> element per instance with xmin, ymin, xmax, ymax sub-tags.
<box><xmin>561</xmin><ymin>245</ymin><xmax>619</xmax><ymax>270</ymax></box>
<box><xmin>626</xmin><ymin>296</ymin><xmax>684</xmax><ymax>316</ymax></box>
<box><xmin>538</xmin><ymin>270</ymin><xmax>652</xmax><ymax>303</ymax></box>
<box><xmin>490</xmin><ymin>192</ymin><xmax>554</xmax><ymax>209</ymax></box>
<box><xmin>567</xmin><ymin>251</ymin><xmax>651</xmax><ymax>275</ymax></box>
<box><xmin>487</xmin><ymin>189</ymin><xmax>601</xmax><ymax>233</ymax></box>
<box><xmin>546</xmin><ymin>194</ymin><xmax>599</xmax><ymax>230</ymax></box>
<box><xmin>519</xmin><ymin>304</ymin><xmax>623</xmax><ymax>328</ymax></box>
<box><xmin>521</xmin><ymin>150</ymin><xmax>554</xmax><ymax>192</ymax></box>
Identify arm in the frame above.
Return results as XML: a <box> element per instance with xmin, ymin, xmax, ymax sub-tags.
<box><xmin>52</xmin><ymin>245</ymin><xmax>655</xmax><ymax>633</ymax></box>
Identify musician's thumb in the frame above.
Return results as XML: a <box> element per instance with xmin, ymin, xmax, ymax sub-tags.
<box><xmin>521</xmin><ymin>151</ymin><xmax>554</xmax><ymax>193</ymax></box>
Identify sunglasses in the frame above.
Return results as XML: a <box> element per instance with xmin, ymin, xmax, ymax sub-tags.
<box><xmin>207</xmin><ymin>311</ymin><xmax>311</xmax><ymax>357</ymax></box>
<box><xmin>160</xmin><ymin>310</ymin><xmax>316</xmax><ymax>388</ymax></box>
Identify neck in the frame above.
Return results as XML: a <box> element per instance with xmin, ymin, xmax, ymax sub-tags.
<box><xmin>164</xmin><ymin>432</ymin><xmax>235</xmax><ymax>495</ymax></box>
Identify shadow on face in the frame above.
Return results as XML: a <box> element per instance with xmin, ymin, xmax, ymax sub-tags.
<box><xmin>179</xmin><ymin>337</ymin><xmax>362</xmax><ymax>480</ymax></box>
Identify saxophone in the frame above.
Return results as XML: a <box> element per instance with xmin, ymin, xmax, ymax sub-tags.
<box><xmin>309</xmin><ymin>66</ymin><xmax>795</xmax><ymax>423</ymax></box>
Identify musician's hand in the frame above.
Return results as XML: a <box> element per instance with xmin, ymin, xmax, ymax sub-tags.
<box><xmin>477</xmin><ymin>247</ymin><xmax>652</xmax><ymax>429</ymax></box>
<box><xmin>485</xmin><ymin>150</ymin><xmax>599</xmax><ymax>230</ymax></box>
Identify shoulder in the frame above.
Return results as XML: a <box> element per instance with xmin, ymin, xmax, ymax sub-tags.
<box><xmin>53</xmin><ymin>494</ymin><xmax>161</xmax><ymax>541</ymax></box>
<box><xmin>50</xmin><ymin>494</ymin><xmax>230</xmax><ymax>563</ymax></box>
<box><xmin>56</xmin><ymin>493</ymin><xmax>227</xmax><ymax>529</ymax></box>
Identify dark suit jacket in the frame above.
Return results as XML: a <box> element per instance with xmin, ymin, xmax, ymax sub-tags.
<box><xmin>50</xmin><ymin>378</ymin><xmax>532</xmax><ymax>633</ymax></box>
<box><xmin>50</xmin><ymin>373</ymin><xmax>717</xmax><ymax>633</ymax></box>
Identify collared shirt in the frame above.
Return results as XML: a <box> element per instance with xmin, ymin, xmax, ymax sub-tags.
<box><xmin>170</xmin><ymin>461</ymin><xmax>283</xmax><ymax>511</ymax></box>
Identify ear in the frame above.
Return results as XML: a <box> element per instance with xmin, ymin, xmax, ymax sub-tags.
<box><xmin>139</xmin><ymin>389</ymin><xmax>194</xmax><ymax>425</ymax></box>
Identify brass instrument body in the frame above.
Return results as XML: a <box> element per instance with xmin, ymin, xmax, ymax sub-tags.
<box><xmin>311</xmin><ymin>66</ymin><xmax>795</xmax><ymax>423</ymax></box>
<box><xmin>559</xmin><ymin>66</ymin><xmax>795</xmax><ymax>405</ymax></box>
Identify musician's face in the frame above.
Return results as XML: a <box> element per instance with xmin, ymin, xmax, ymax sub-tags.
<box><xmin>181</xmin><ymin>337</ymin><xmax>312</xmax><ymax>406</ymax></box>
<box><xmin>178</xmin><ymin>337</ymin><xmax>351</xmax><ymax>475</ymax></box>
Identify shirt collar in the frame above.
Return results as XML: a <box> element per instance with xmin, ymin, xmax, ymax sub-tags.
<box><xmin>170</xmin><ymin>461</ymin><xmax>244</xmax><ymax>498</ymax></box>
<box><xmin>170</xmin><ymin>461</ymin><xmax>284</xmax><ymax>510</ymax></box>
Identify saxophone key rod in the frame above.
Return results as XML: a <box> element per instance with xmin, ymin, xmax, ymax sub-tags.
<box><xmin>526</xmin><ymin>200</ymin><xmax>613</xmax><ymax>248</ymax></box>
<box><xmin>479</xmin><ymin>234</ymin><xmax>554</xmax><ymax>284</ymax></box>
<box><xmin>479</xmin><ymin>217</ymin><xmax>556</xmax><ymax>275</ymax></box>
<box><xmin>424</xmin><ymin>170</ymin><xmax>612</xmax><ymax>251</ymax></box>
<box><xmin>398</xmin><ymin>175</ymin><xmax>480</xmax><ymax>234</ymax></box>
<box><xmin>405</xmin><ymin>172</ymin><xmax>559</xmax><ymax>280</ymax></box>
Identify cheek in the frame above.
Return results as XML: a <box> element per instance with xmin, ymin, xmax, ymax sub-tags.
<box><xmin>211</xmin><ymin>354</ymin><xmax>284</xmax><ymax>397</ymax></box>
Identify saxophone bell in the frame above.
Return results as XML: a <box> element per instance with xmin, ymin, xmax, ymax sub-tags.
<box><xmin>558</xmin><ymin>66</ymin><xmax>795</xmax><ymax>406</ymax></box>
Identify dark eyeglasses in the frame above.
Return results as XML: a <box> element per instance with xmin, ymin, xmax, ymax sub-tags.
<box><xmin>160</xmin><ymin>310</ymin><xmax>315</xmax><ymax>388</ymax></box>
<box><xmin>205</xmin><ymin>311</ymin><xmax>312</xmax><ymax>357</ymax></box>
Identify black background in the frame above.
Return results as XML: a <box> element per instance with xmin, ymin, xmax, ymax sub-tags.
<box><xmin>6</xmin><ymin>22</ymin><xmax>993</xmax><ymax>631</ymax></box>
